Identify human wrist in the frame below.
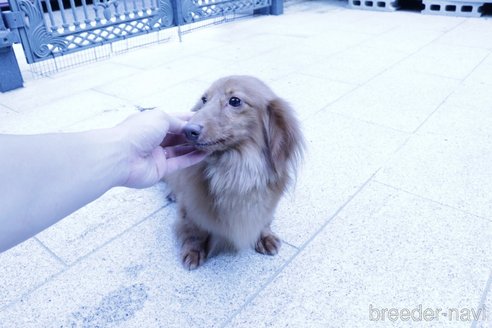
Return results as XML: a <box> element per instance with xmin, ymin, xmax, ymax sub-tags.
<box><xmin>86</xmin><ymin>126</ymin><xmax>132</xmax><ymax>188</ymax></box>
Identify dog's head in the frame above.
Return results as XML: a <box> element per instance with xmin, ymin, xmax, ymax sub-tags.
<box><xmin>184</xmin><ymin>75</ymin><xmax>304</xmax><ymax>186</ymax></box>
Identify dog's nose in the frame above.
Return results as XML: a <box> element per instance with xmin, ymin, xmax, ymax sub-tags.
<box><xmin>183</xmin><ymin>123</ymin><xmax>203</xmax><ymax>142</ymax></box>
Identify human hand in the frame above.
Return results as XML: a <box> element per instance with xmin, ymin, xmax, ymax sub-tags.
<box><xmin>115</xmin><ymin>110</ymin><xmax>206</xmax><ymax>188</ymax></box>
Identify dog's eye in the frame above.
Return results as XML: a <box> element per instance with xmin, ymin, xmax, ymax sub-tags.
<box><xmin>229</xmin><ymin>97</ymin><xmax>242</xmax><ymax>107</ymax></box>
<box><xmin>201</xmin><ymin>96</ymin><xmax>207</xmax><ymax>104</ymax></box>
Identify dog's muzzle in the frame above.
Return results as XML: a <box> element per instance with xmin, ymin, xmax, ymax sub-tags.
<box><xmin>183</xmin><ymin>124</ymin><xmax>203</xmax><ymax>142</ymax></box>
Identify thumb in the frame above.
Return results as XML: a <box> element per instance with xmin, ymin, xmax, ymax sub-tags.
<box><xmin>164</xmin><ymin>150</ymin><xmax>207</xmax><ymax>176</ymax></box>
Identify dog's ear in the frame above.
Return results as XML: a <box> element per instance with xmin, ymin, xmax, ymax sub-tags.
<box><xmin>191</xmin><ymin>101</ymin><xmax>202</xmax><ymax>112</ymax></box>
<box><xmin>266</xmin><ymin>98</ymin><xmax>305</xmax><ymax>180</ymax></box>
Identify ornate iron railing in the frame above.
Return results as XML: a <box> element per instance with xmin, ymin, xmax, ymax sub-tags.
<box><xmin>3</xmin><ymin>0</ymin><xmax>275</xmax><ymax>63</ymax></box>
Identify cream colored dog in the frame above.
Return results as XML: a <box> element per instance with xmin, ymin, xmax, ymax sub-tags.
<box><xmin>166</xmin><ymin>75</ymin><xmax>305</xmax><ymax>270</ymax></box>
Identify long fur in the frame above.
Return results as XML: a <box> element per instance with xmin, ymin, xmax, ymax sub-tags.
<box><xmin>165</xmin><ymin>75</ymin><xmax>305</xmax><ymax>270</ymax></box>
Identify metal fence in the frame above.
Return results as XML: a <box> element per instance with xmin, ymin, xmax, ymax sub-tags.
<box><xmin>0</xmin><ymin>0</ymin><xmax>281</xmax><ymax>90</ymax></box>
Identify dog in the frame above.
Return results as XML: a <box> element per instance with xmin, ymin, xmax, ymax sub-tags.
<box><xmin>165</xmin><ymin>75</ymin><xmax>305</xmax><ymax>270</ymax></box>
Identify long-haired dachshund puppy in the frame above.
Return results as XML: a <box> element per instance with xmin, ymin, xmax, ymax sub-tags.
<box><xmin>166</xmin><ymin>75</ymin><xmax>305</xmax><ymax>270</ymax></box>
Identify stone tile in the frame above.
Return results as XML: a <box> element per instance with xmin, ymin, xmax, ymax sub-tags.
<box><xmin>240</xmin><ymin>12</ymin><xmax>344</xmax><ymax>38</ymax></box>
<box><xmin>50</xmin><ymin>61</ymin><xmax>143</xmax><ymax>86</ymax></box>
<box><xmin>373</xmin><ymin>10</ymin><xmax>464</xmax><ymax>32</ymax></box>
<box><xmin>362</xmin><ymin>25</ymin><xmax>444</xmax><ymax>54</ymax></box>
<box><xmin>193</xmin><ymin>58</ymin><xmax>302</xmax><ymax>86</ymax></box>
<box><xmin>379</xmin><ymin>84</ymin><xmax>492</xmax><ymax>219</ymax></box>
<box><xmin>36</xmin><ymin>184</ymin><xmax>168</xmax><ymax>265</ymax></box>
<box><xmin>327</xmin><ymin>67</ymin><xmax>459</xmax><ymax>132</ymax></box>
<box><xmin>476</xmin><ymin>273</ymin><xmax>492</xmax><ymax>328</ymax></box>
<box><xmin>334</xmin><ymin>11</ymin><xmax>401</xmax><ymax>35</ymax></box>
<box><xmin>380</xmin><ymin>86</ymin><xmax>492</xmax><ymax>219</ymax></box>
<box><xmin>270</xmin><ymin>73</ymin><xmax>356</xmax><ymax>121</ymax></box>
<box><xmin>200</xmin><ymin>34</ymin><xmax>300</xmax><ymax>62</ymax></box>
<box><xmin>95</xmin><ymin>56</ymin><xmax>224</xmax><ymax>102</ymax></box>
<box><xmin>279</xmin><ymin>8</ymin><xmax>386</xmax><ymax>36</ymax></box>
<box><xmin>227</xmin><ymin>182</ymin><xmax>492</xmax><ymax>327</ymax></box>
<box><xmin>273</xmin><ymin>111</ymin><xmax>409</xmax><ymax>247</ymax></box>
<box><xmin>59</xmin><ymin>105</ymin><xmax>141</xmax><ymax>132</ymax></box>
<box><xmin>442</xmin><ymin>81</ymin><xmax>492</xmax><ymax>113</ymax></box>
<box><xmin>134</xmin><ymin>79</ymin><xmax>210</xmax><ymax>113</ymax></box>
<box><xmin>0</xmin><ymin>90</ymin><xmax>129</xmax><ymax>134</ymax></box>
<box><xmin>303</xmin><ymin>45</ymin><xmax>408</xmax><ymax>85</ymax></box>
<box><xmin>0</xmin><ymin>62</ymin><xmax>141</xmax><ymax>112</ymax></box>
<box><xmin>0</xmin><ymin>239</ymin><xmax>64</xmax><ymax>309</ymax></box>
<box><xmin>180</xmin><ymin>16</ymin><xmax>269</xmax><ymax>43</ymax></box>
<box><xmin>437</xmin><ymin>19</ymin><xmax>492</xmax><ymax>50</ymax></box>
<box><xmin>418</xmin><ymin>103</ymin><xmax>492</xmax><ymax>138</ymax></box>
<box><xmin>466</xmin><ymin>52</ymin><xmax>492</xmax><ymax>86</ymax></box>
<box><xmin>111</xmin><ymin>38</ymin><xmax>227</xmax><ymax>70</ymax></box>
<box><xmin>195</xmin><ymin>64</ymin><xmax>282</xmax><ymax>86</ymax></box>
<box><xmin>396</xmin><ymin>44</ymin><xmax>489</xmax><ymax>80</ymax></box>
<box><xmin>0</xmin><ymin>207</ymin><xmax>297</xmax><ymax>327</ymax></box>
<box><xmin>297</xmin><ymin>29</ymin><xmax>374</xmax><ymax>58</ymax></box>
<box><xmin>0</xmin><ymin>105</ymin><xmax>18</xmax><ymax>127</ymax></box>
<box><xmin>375</xmin><ymin>132</ymin><xmax>492</xmax><ymax>220</ymax></box>
<box><xmin>223</xmin><ymin>45</ymin><xmax>328</xmax><ymax>81</ymax></box>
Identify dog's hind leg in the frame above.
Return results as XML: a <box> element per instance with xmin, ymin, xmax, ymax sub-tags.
<box><xmin>255</xmin><ymin>226</ymin><xmax>281</xmax><ymax>256</ymax></box>
<box><xmin>175</xmin><ymin>211</ymin><xmax>210</xmax><ymax>270</ymax></box>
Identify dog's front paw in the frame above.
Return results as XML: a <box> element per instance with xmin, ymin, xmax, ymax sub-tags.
<box><xmin>182</xmin><ymin>248</ymin><xmax>206</xmax><ymax>270</ymax></box>
<box><xmin>255</xmin><ymin>232</ymin><xmax>281</xmax><ymax>256</ymax></box>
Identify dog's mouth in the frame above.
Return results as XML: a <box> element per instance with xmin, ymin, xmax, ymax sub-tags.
<box><xmin>193</xmin><ymin>137</ymin><xmax>227</xmax><ymax>149</ymax></box>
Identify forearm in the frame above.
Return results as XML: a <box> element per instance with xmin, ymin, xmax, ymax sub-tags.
<box><xmin>0</xmin><ymin>128</ymin><xmax>128</xmax><ymax>252</ymax></box>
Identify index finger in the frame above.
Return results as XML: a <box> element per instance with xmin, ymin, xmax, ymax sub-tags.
<box><xmin>163</xmin><ymin>113</ymin><xmax>188</xmax><ymax>134</ymax></box>
<box><xmin>170</xmin><ymin>112</ymin><xmax>195</xmax><ymax>122</ymax></box>
<box><xmin>160</xmin><ymin>132</ymin><xmax>188</xmax><ymax>147</ymax></box>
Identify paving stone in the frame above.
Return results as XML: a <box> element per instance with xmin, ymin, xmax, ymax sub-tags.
<box><xmin>270</xmin><ymin>73</ymin><xmax>356</xmax><ymax>121</ymax></box>
<box><xmin>397</xmin><ymin>43</ymin><xmax>489</xmax><ymax>80</ymax></box>
<box><xmin>273</xmin><ymin>110</ymin><xmax>409</xmax><ymax>248</ymax></box>
<box><xmin>0</xmin><ymin>208</ymin><xmax>297</xmax><ymax>327</ymax></box>
<box><xmin>227</xmin><ymin>182</ymin><xmax>492</xmax><ymax>327</ymax></box>
<box><xmin>0</xmin><ymin>239</ymin><xmax>65</xmax><ymax>309</ymax></box>
<box><xmin>327</xmin><ymin>67</ymin><xmax>459</xmax><ymax>132</ymax></box>
<box><xmin>303</xmin><ymin>45</ymin><xmax>409</xmax><ymax>85</ymax></box>
<box><xmin>376</xmin><ymin>132</ymin><xmax>492</xmax><ymax>220</ymax></box>
<box><xmin>0</xmin><ymin>90</ymin><xmax>130</xmax><ymax>134</ymax></box>
<box><xmin>0</xmin><ymin>62</ymin><xmax>140</xmax><ymax>112</ymax></box>
<box><xmin>36</xmin><ymin>184</ymin><xmax>169</xmax><ymax>265</ymax></box>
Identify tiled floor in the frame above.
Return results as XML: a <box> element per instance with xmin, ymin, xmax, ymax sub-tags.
<box><xmin>1</xmin><ymin>1</ymin><xmax>492</xmax><ymax>327</ymax></box>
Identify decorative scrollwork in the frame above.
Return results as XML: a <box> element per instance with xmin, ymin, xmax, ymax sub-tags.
<box><xmin>93</xmin><ymin>0</ymin><xmax>120</xmax><ymax>20</ymax></box>
<box><xmin>181</xmin><ymin>0</ymin><xmax>198</xmax><ymax>23</ymax></box>
<box><xmin>148</xmin><ymin>0</ymin><xmax>174</xmax><ymax>27</ymax></box>
<box><xmin>17</xmin><ymin>0</ymin><xmax>67</xmax><ymax>59</ymax></box>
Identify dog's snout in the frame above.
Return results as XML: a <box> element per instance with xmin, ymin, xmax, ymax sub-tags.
<box><xmin>183</xmin><ymin>124</ymin><xmax>203</xmax><ymax>142</ymax></box>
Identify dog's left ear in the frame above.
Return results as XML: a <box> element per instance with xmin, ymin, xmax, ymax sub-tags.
<box><xmin>266</xmin><ymin>98</ymin><xmax>305</xmax><ymax>178</ymax></box>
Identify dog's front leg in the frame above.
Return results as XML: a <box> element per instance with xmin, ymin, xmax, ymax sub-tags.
<box><xmin>175</xmin><ymin>210</ymin><xmax>210</xmax><ymax>270</ymax></box>
<box><xmin>255</xmin><ymin>226</ymin><xmax>281</xmax><ymax>256</ymax></box>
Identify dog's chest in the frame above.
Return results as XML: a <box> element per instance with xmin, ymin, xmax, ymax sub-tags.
<box><xmin>204</xmin><ymin>152</ymin><xmax>270</xmax><ymax>194</ymax></box>
<box><xmin>199</xmin><ymin>156</ymin><xmax>275</xmax><ymax>247</ymax></box>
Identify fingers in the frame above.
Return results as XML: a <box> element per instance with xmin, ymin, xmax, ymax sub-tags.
<box><xmin>165</xmin><ymin>150</ymin><xmax>208</xmax><ymax>176</ymax></box>
<box><xmin>171</xmin><ymin>112</ymin><xmax>195</xmax><ymax>122</ymax></box>
<box><xmin>163</xmin><ymin>145</ymin><xmax>197</xmax><ymax>158</ymax></box>
<box><xmin>164</xmin><ymin>111</ymin><xmax>196</xmax><ymax>134</ymax></box>
<box><xmin>160</xmin><ymin>133</ymin><xmax>188</xmax><ymax>147</ymax></box>
<box><xmin>122</xmin><ymin>110</ymin><xmax>192</xmax><ymax>134</ymax></box>
<box><xmin>160</xmin><ymin>112</ymin><xmax>196</xmax><ymax>147</ymax></box>
<box><xmin>165</xmin><ymin>114</ymin><xmax>188</xmax><ymax>134</ymax></box>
